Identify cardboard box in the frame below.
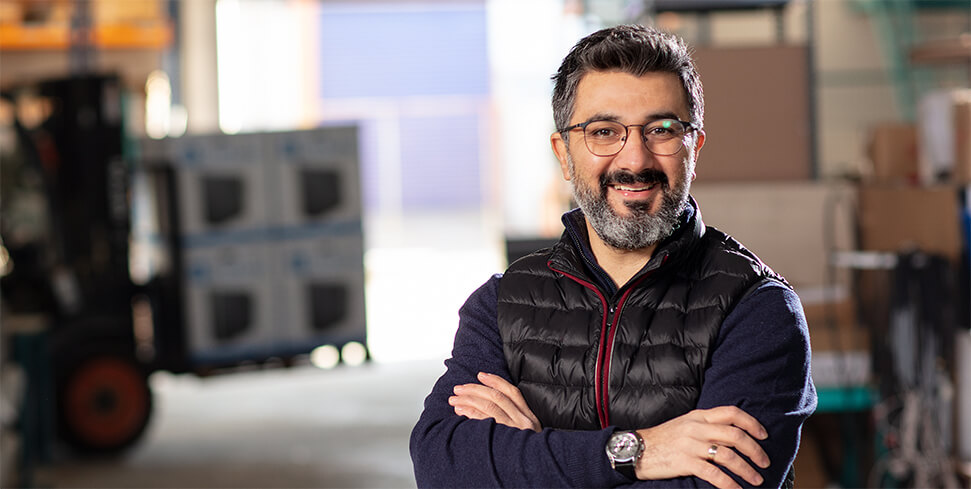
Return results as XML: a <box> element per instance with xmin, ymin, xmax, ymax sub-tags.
<box><xmin>142</xmin><ymin>128</ymin><xmax>367</xmax><ymax>364</ymax></box>
<box><xmin>92</xmin><ymin>0</ymin><xmax>163</xmax><ymax>24</ymax></box>
<box><xmin>692</xmin><ymin>45</ymin><xmax>811</xmax><ymax>182</ymax></box>
<box><xmin>802</xmin><ymin>297</ymin><xmax>872</xmax><ymax>387</ymax></box>
<box><xmin>867</xmin><ymin>123</ymin><xmax>919</xmax><ymax>183</ymax></box>
<box><xmin>169</xmin><ymin>133</ymin><xmax>269</xmax><ymax>238</ymax></box>
<box><xmin>0</xmin><ymin>1</ymin><xmax>23</xmax><ymax>24</ymax></box>
<box><xmin>692</xmin><ymin>182</ymin><xmax>856</xmax><ymax>289</ymax></box>
<box><xmin>273</xmin><ymin>235</ymin><xmax>367</xmax><ymax>349</ymax></box>
<box><xmin>954</xmin><ymin>94</ymin><xmax>971</xmax><ymax>184</ymax></box>
<box><xmin>857</xmin><ymin>184</ymin><xmax>962</xmax><ymax>262</ymax></box>
<box><xmin>803</xmin><ymin>299</ymin><xmax>868</xmax><ymax>351</ymax></box>
<box><xmin>15</xmin><ymin>0</ymin><xmax>73</xmax><ymax>24</ymax></box>
<box><xmin>262</xmin><ymin>127</ymin><xmax>363</xmax><ymax>230</ymax></box>
<box><xmin>183</xmin><ymin>243</ymin><xmax>277</xmax><ymax>363</ymax></box>
<box><xmin>792</xmin><ymin>423</ymin><xmax>830</xmax><ymax>489</ymax></box>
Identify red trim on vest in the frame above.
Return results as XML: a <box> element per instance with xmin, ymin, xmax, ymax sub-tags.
<box><xmin>599</xmin><ymin>285</ymin><xmax>635</xmax><ymax>427</ymax></box>
<box><xmin>549</xmin><ymin>260</ymin><xmax>662</xmax><ymax>428</ymax></box>
<box><xmin>548</xmin><ymin>262</ymin><xmax>610</xmax><ymax>427</ymax></box>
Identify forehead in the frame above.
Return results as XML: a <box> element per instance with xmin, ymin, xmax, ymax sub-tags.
<box><xmin>572</xmin><ymin>70</ymin><xmax>688</xmax><ymax>121</ymax></box>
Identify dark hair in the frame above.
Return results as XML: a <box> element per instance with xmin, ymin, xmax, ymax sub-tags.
<box><xmin>551</xmin><ymin>24</ymin><xmax>704</xmax><ymax>132</ymax></box>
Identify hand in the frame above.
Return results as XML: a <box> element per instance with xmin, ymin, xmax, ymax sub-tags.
<box><xmin>635</xmin><ymin>406</ymin><xmax>770</xmax><ymax>489</ymax></box>
<box><xmin>448</xmin><ymin>372</ymin><xmax>542</xmax><ymax>432</ymax></box>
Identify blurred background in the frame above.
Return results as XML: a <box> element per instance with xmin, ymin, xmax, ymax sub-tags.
<box><xmin>0</xmin><ymin>0</ymin><xmax>969</xmax><ymax>487</ymax></box>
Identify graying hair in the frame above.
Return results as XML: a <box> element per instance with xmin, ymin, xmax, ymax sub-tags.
<box><xmin>551</xmin><ymin>24</ymin><xmax>704</xmax><ymax>133</ymax></box>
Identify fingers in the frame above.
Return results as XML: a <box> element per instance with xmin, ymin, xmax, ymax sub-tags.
<box><xmin>703</xmin><ymin>442</ymin><xmax>763</xmax><ymax>487</ymax></box>
<box><xmin>448</xmin><ymin>373</ymin><xmax>540</xmax><ymax>432</ymax></box>
<box><xmin>690</xmin><ymin>407</ymin><xmax>768</xmax><ymax>488</ymax></box>
<box><xmin>688</xmin><ymin>457</ymin><xmax>746</xmax><ymax>489</ymax></box>
<box><xmin>701</xmin><ymin>405</ymin><xmax>768</xmax><ymax>440</ymax></box>
<box><xmin>450</xmin><ymin>382</ymin><xmax>513</xmax><ymax>424</ymax></box>
<box><xmin>702</xmin><ymin>423</ymin><xmax>770</xmax><ymax>470</ymax></box>
<box><xmin>449</xmin><ymin>402</ymin><xmax>493</xmax><ymax>422</ymax></box>
<box><xmin>695</xmin><ymin>406</ymin><xmax>770</xmax><ymax>473</ymax></box>
<box><xmin>476</xmin><ymin>373</ymin><xmax>541</xmax><ymax>429</ymax></box>
<box><xmin>636</xmin><ymin>406</ymin><xmax>772</xmax><ymax>488</ymax></box>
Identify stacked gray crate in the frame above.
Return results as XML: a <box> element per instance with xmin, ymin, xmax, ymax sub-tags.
<box><xmin>263</xmin><ymin>127</ymin><xmax>366</xmax><ymax>356</ymax></box>
<box><xmin>137</xmin><ymin>126</ymin><xmax>364</xmax><ymax>366</ymax></box>
<box><xmin>170</xmin><ymin>133</ymin><xmax>275</xmax><ymax>364</ymax></box>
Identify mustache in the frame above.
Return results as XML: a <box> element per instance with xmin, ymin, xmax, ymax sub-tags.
<box><xmin>600</xmin><ymin>169</ymin><xmax>668</xmax><ymax>188</ymax></box>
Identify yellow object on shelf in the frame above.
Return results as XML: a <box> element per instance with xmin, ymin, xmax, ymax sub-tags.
<box><xmin>0</xmin><ymin>22</ymin><xmax>69</xmax><ymax>49</ymax></box>
<box><xmin>91</xmin><ymin>22</ymin><xmax>172</xmax><ymax>49</ymax></box>
<box><xmin>0</xmin><ymin>21</ymin><xmax>171</xmax><ymax>50</ymax></box>
<box><xmin>0</xmin><ymin>0</ymin><xmax>170</xmax><ymax>51</ymax></box>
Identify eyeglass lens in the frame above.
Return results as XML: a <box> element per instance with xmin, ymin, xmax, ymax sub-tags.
<box><xmin>583</xmin><ymin>119</ymin><xmax>688</xmax><ymax>157</ymax></box>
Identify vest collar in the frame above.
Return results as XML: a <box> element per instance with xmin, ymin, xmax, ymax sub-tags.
<box><xmin>553</xmin><ymin>196</ymin><xmax>707</xmax><ymax>295</ymax></box>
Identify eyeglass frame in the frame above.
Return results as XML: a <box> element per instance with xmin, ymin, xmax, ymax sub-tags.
<box><xmin>557</xmin><ymin>118</ymin><xmax>699</xmax><ymax>157</ymax></box>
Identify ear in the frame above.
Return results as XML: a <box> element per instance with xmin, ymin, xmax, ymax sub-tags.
<box><xmin>690</xmin><ymin>130</ymin><xmax>705</xmax><ymax>182</ymax></box>
<box><xmin>693</xmin><ymin>129</ymin><xmax>706</xmax><ymax>157</ymax></box>
<box><xmin>551</xmin><ymin>132</ymin><xmax>572</xmax><ymax>181</ymax></box>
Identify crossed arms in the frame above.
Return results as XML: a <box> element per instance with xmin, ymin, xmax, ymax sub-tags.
<box><xmin>410</xmin><ymin>277</ymin><xmax>817</xmax><ymax>488</ymax></box>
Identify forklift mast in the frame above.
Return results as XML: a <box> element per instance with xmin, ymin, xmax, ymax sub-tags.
<box><xmin>2</xmin><ymin>75</ymin><xmax>152</xmax><ymax>453</ymax></box>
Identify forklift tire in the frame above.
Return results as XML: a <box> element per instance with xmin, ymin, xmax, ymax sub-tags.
<box><xmin>57</xmin><ymin>350</ymin><xmax>153</xmax><ymax>454</ymax></box>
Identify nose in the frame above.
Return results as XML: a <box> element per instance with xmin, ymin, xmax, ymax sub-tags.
<box><xmin>613</xmin><ymin>125</ymin><xmax>656</xmax><ymax>172</ymax></box>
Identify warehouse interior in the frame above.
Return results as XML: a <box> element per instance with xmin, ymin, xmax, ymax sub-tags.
<box><xmin>0</xmin><ymin>0</ymin><xmax>970</xmax><ymax>487</ymax></box>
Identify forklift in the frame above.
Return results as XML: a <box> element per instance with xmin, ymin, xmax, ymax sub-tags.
<box><xmin>1</xmin><ymin>74</ymin><xmax>367</xmax><ymax>454</ymax></box>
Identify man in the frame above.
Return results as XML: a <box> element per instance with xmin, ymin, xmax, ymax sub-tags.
<box><xmin>410</xmin><ymin>24</ymin><xmax>816</xmax><ymax>489</ymax></box>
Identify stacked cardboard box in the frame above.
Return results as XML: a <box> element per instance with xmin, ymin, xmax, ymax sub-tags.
<box><xmin>139</xmin><ymin>126</ymin><xmax>366</xmax><ymax>367</ymax></box>
<box><xmin>857</xmin><ymin>184</ymin><xmax>963</xmax><ymax>263</ymax></box>
<box><xmin>870</xmin><ymin>89</ymin><xmax>971</xmax><ymax>186</ymax></box>
<box><xmin>692</xmin><ymin>181</ymin><xmax>870</xmax><ymax>387</ymax></box>
<box><xmin>861</xmin><ymin>88</ymin><xmax>970</xmax><ymax>333</ymax></box>
<box><xmin>262</xmin><ymin>127</ymin><xmax>366</xmax><ymax>354</ymax></box>
<box><xmin>867</xmin><ymin>123</ymin><xmax>919</xmax><ymax>184</ymax></box>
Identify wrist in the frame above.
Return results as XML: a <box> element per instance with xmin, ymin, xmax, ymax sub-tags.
<box><xmin>605</xmin><ymin>430</ymin><xmax>644</xmax><ymax>480</ymax></box>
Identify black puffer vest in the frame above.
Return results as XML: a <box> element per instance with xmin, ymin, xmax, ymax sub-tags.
<box><xmin>497</xmin><ymin>205</ymin><xmax>788</xmax><ymax>431</ymax></box>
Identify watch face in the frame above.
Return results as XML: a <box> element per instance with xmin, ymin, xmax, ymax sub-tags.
<box><xmin>608</xmin><ymin>433</ymin><xmax>639</xmax><ymax>460</ymax></box>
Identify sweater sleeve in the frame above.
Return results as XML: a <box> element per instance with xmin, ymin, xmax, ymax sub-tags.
<box><xmin>409</xmin><ymin>275</ymin><xmax>621</xmax><ymax>488</ymax></box>
<box><xmin>619</xmin><ymin>281</ymin><xmax>817</xmax><ymax>489</ymax></box>
<box><xmin>410</xmin><ymin>277</ymin><xmax>817</xmax><ymax>489</ymax></box>
<box><xmin>705</xmin><ymin>281</ymin><xmax>817</xmax><ymax>488</ymax></box>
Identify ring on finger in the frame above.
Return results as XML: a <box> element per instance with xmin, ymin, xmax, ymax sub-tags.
<box><xmin>707</xmin><ymin>444</ymin><xmax>718</xmax><ymax>462</ymax></box>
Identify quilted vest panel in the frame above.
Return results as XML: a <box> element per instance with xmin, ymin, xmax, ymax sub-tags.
<box><xmin>498</xmin><ymin>225</ymin><xmax>785</xmax><ymax>431</ymax></box>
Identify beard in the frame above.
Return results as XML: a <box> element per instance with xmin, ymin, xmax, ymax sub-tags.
<box><xmin>568</xmin><ymin>154</ymin><xmax>691</xmax><ymax>251</ymax></box>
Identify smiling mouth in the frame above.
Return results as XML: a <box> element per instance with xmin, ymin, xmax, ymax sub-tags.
<box><xmin>611</xmin><ymin>183</ymin><xmax>658</xmax><ymax>192</ymax></box>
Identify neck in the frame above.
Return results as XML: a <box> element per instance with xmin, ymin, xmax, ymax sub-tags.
<box><xmin>586</xmin><ymin>220</ymin><xmax>657</xmax><ymax>289</ymax></box>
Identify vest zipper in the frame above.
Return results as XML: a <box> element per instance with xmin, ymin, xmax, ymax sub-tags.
<box><xmin>548</xmin><ymin>262</ymin><xmax>660</xmax><ymax>429</ymax></box>
<box><xmin>598</xmin><ymin>287</ymin><xmax>636</xmax><ymax>428</ymax></box>
<box><xmin>599</xmin><ymin>306</ymin><xmax>618</xmax><ymax>428</ymax></box>
<box><xmin>595</xmin><ymin>270</ymin><xmax>659</xmax><ymax>428</ymax></box>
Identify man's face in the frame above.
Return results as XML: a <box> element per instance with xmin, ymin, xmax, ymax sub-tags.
<box><xmin>551</xmin><ymin>70</ymin><xmax>705</xmax><ymax>250</ymax></box>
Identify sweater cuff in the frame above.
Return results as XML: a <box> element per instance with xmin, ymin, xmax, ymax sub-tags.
<box><xmin>550</xmin><ymin>427</ymin><xmax>627</xmax><ymax>488</ymax></box>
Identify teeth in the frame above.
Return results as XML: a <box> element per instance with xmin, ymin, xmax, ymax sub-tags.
<box><xmin>614</xmin><ymin>184</ymin><xmax>655</xmax><ymax>192</ymax></box>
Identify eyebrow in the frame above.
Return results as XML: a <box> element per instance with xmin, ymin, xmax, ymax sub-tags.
<box><xmin>582</xmin><ymin>111</ymin><xmax>684</xmax><ymax>124</ymax></box>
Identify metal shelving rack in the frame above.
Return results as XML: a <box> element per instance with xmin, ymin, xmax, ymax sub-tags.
<box><xmin>851</xmin><ymin>0</ymin><xmax>970</xmax><ymax>122</ymax></box>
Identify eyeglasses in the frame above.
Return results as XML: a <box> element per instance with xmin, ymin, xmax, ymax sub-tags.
<box><xmin>558</xmin><ymin>119</ymin><xmax>697</xmax><ymax>157</ymax></box>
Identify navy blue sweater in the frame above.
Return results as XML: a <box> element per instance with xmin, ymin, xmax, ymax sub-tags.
<box><xmin>410</xmin><ymin>217</ymin><xmax>817</xmax><ymax>488</ymax></box>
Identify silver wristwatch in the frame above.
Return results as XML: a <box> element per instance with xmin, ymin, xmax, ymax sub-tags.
<box><xmin>605</xmin><ymin>430</ymin><xmax>644</xmax><ymax>479</ymax></box>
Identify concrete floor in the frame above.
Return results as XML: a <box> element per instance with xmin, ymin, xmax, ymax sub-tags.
<box><xmin>22</xmin><ymin>209</ymin><xmax>506</xmax><ymax>489</ymax></box>
<box><xmin>34</xmin><ymin>359</ymin><xmax>446</xmax><ymax>488</ymax></box>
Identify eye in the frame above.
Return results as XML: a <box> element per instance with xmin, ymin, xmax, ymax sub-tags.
<box><xmin>585</xmin><ymin>121</ymin><xmax>623</xmax><ymax>139</ymax></box>
<box><xmin>645</xmin><ymin>120</ymin><xmax>683</xmax><ymax>138</ymax></box>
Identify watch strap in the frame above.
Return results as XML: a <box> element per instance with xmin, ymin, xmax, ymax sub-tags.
<box><xmin>614</xmin><ymin>460</ymin><xmax>637</xmax><ymax>479</ymax></box>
